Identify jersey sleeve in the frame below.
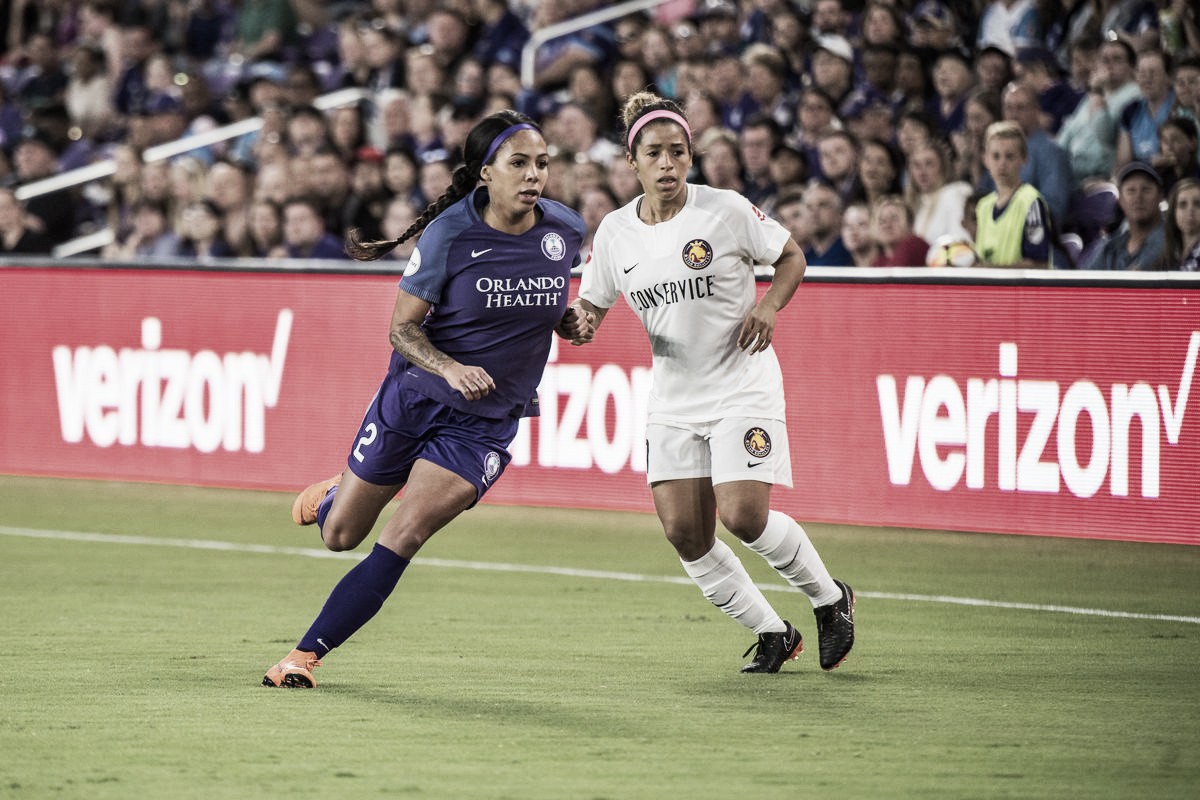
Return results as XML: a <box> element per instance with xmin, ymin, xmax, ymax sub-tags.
<box><xmin>1020</xmin><ymin>196</ymin><xmax>1052</xmax><ymax>263</ymax></box>
<box><xmin>577</xmin><ymin>217</ymin><xmax>621</xmax><ymax>309</ymax></box>
<box><xmin>721</xmin><ymin>190</ymin><xmax>791</xmax><ymax>267</ymax></box>
<box><xmin>396</xmin><ymin>218</ymin><xmax>454</xmax><ymax>304</ymax></box>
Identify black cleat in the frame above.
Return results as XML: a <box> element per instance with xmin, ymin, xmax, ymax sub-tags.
<box><xmin>740</xmin><ymin>620</ymin><xmax>804</xmax><ymax>673</ymax></box>
<box><xmin>814</xmin><ymin>579</ymin><xmax>855</xmax><ymax>670</ymax></box>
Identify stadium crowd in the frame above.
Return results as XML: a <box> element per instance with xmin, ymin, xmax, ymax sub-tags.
<box><xmin>0</xmin><ymin>0</ymin><xmax>1198</xmax><ymax>269</ymax></box>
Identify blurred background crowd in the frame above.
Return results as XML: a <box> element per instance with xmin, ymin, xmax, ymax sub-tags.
<box><xmin>0</xmin><ymin>0</ymin><xmax>1197</xmax><ymax>269</ymax></box>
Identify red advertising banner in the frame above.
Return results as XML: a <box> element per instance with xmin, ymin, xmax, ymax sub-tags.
<box><xmin>2</xmin><ymin>266</ymin><xmax>1197</xmax><ymax>545</ymax></box>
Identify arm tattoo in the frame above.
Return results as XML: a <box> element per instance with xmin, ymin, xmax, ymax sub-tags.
<box><xmin>390</xmin><ymin>321</ymin><xmax>454</xmax><ymax>375</ymax></box>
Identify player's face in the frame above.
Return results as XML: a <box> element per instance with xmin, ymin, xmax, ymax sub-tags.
<box><xmin>482</xmin><ymin>129</ymin><xmax>549</xmax><ymax>218</ymax></box>
<box><xmin>983</xmin><ymin>137</ymin><xmax>1025</xmax><ymax>188</ymax></box>
<box><xmin>630</xmin><ymin>121</ymin><xmax>692</xmax><ymax>203</ymax></box>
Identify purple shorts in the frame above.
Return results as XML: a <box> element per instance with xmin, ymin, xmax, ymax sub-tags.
<box><xmin>346</xmin><ymin>374</ymin><xmax>517</xmax><ymax>503</ymax></box>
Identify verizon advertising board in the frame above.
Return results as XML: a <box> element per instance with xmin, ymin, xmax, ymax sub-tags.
<box><xmin>2</xmin><ymin>266</ymin><xmax>1197</xmax><ymax>545</ymax></box>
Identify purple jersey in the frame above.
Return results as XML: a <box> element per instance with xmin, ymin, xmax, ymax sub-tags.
<box><xmin>389</xmin><ymin>187</ymin><xmax>585</xmax><ymax>420</ymax></box>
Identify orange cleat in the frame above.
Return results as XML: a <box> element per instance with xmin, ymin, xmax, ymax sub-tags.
<box><xmin>290</xmin><ymin>474</ymin><xmax>342</xmax><ymax>526</ymax></box>
<box><xmin>262</xmin><ymin>649</ymin><xmax>323</xmax><ymax>688</ymax></box>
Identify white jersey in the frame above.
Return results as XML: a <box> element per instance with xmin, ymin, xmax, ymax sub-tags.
<box><xmin>580</xmin><ymin>183</ymin><xmax>791</xmax><ymax>423</ymax></box>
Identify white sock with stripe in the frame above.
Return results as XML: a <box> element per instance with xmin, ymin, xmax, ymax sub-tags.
<box><xmin>680</xmin><ymin>539</ymin><xmax>785</xmax><ymax>634</ymax></box>
<box><xmin>744</xmin><ymin>510</ymin><xmax>841</xmax><ymax>607</ymax></box>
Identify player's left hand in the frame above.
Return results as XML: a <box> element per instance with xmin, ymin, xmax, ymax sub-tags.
<box><xmin>737</xmin><ymin>305</ymin><xmax>776</xmax><ymax>353</ymax></box>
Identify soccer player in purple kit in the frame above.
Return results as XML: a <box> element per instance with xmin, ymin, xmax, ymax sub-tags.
<box><xmin>262</xmin><ymin>110</ymin><xmax>590</xmax><ymax>688</ymax></box>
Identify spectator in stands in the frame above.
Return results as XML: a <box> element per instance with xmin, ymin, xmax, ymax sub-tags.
<box><xmin>739</xmin><ymin>115</ymin><xmax>783</xmax><ymax>209</ymax></box>
<box><xmin>102</xmin><ymin>197</ymin><xmax>177</xmax><ymax>259</ymax></box>
<box><xmin>175</xmin><ymin>198</ymin><xmax>233</xmax><ymax>260</ymax></box>
<box><xmin>1082</xmin><ymin>161</ymin><xmax>1166</xmax><ymax>270</ymax></box>
<box><xmin>1153</xmin><ymin>116</ymin><xmax>1200</xmax><ymax>193</ymax></box>
<box><xmin>471</xmin><ymin>0</ymin><xmax>529</xmax><ymax>73</ymax></box>
<box><xmin>1172</xmin><ymin>55</ymin><xmax>1200</xmax><ymax>120</ymax></box>
<box><xmin>283</xmin><ymin>64</ymin><xmax>323</xmax><ymax>109</ymax></box>
<box><xmin>374</xmin><ymin>195</ymin><xmax>420</xmax><ymax>265</ymax></box>
<box><xmin>860</xmin><ymin>2</ymin><xmax>906</xmax><ymax>48</ymax></box>
<box><xmin>811</xmin><ymin>0</ymin><xmax>852</xmax><ymax>39</ymax></box>
<box><xmin>845</xmin><ymin>41</ymin><xmax>902</xmax><ymax>110</ymax></box>
<box><xmin>907</xmin><ymin>140</ymin><xmax>975</xmax><ymax>243</ymax></box>
<box><xmin>207</xmin><ymin>159</ymin><xmax>253</xmax><ymax>254</ymax></box>
<box><xmin>802</xmin><ymin>178</ymin><xmax>853</xmax><ymax>266</ymax></box>
<box><xmin>908</xmin><ymin>1</ymin><xmax>963</xmax><ymax>52</ymax></box>
<box><xmin>895</xmin><ymin>47</ymin><xmax>932</xmax><ymax>114</ymax></box>
<box><xmin>280</xmin><ymin>195</ymin><xmax>347</xmax><ymax>260</ymax></box>
<box><xmin>547</xmin><ymin>102</ymin><xmax>623</xmax><ymax>166</ymax></box>
<box><xmin>697</xmin><ymin>128</ymin><xmax>745</xmax><ymax>192</ymax></box>
<box><xmin>992</xmin><ymin>82</ymin><xmax>1072</xmax><ymax>222</ymax></box>
<box><xmin>1014</xmin><ymin>46</ymin><xmax>1084</xmax><ymax>135</ymax></box>
<box><xmin>1165</xmin><ymin>178</ymin><xmax>1200</xmax><ymax>270</ymax></box>
<box><xmin>741</xmin><ymin>43</ymin><xmax>798</xmax><ymax>132</ymax></box>
<box><xmin>577</xmin><ymin>184</ymin><xmax>618</xmax><ymax>263</ymax></box>
<box><xmin>529</xmin><ymin>1</ymin><xmax>614</xmax><ymax>93</ymax></box>
<box><xmin>0</xmin><ymin>186</ymin><xmax>51</xmax><ymax>254</ymax></box>
<box><xmin>793</xmin><ymin>87</ymin><xmax>838</xmax><ymax>168</ymax></box>
<box><xmin>230</xmin><ymin>0</ymin><xmax>300</xmax><ymax>63</ymax></box>
<box><xmin>15</xmin><ymin>33</ymin><xmax>68</xmax><ymax>112</ymax></box>
<box><xmin>12</xmin><ymin>130</ymin><xmax>77</xmax><ymax>247</ymax></box>
<box><xmin>287</xmin><ymin>104</ymin><xmax>332</xmax><ymax>158</ymax></box>
<box><xmin>610</xmin><ymin>58</ymin><xmax>651</xmax><ymax>113</ymax></box>
<box><xmin>895</xmin><ymin>108</ymin><xmax>939</xmax><ymax>166</ymax></box>
<box><xmin>565</xmin><ymin>62</ymin><xmax>615</xmax><ymax>137</ymax></box>
<box><xmin>844</xmin><ymin>92</ymin><xmax>898</xmax><ymax>145</ymax></box>
<box><xmin>682</xmin><ymin>91</ymin><xmax>723</xmax><ymax>146</ymax></box>
<box><xmin>424</xmin><ymin>5</ymin><xmax>474</xmax><ymax>76</ymax></box>
<box><xmin>930</xmin><ymin>48</ymin><xmax>975</xmax><ymax>137</ymax></box>
<box><xmin>65</xmin><ymin>43</ymin><xmax>113</xmax><ymax>141</ymax></box>
<box><xmin>841</xmin><ymin>201</ymin><xmax>880</xmax><ymax>266</ymax></box>
<box><xmin>770</xmin><ymin>186</ymin><xmax>810</xmax><ymax>247</ymax></box>
<box><xmin>816</xmin><ymin>128</ymin><xmax>866</xmax><ymax>205</ymax></box>
<box><xmin>709</xmin><ymin>50</ymin><xmax>758</xmax><ymax>131</ymax></box>
<box><xmin>417</xmin><ymin>154</ymin><xmax>454</xmax><ymax>207</ymax></box>
<box><xmin>330</xmin><ymin>104</ymin><xmax>369</xmax><ymax>164</ymax></box>
<box><xmin>607</xmin><ymin>149</ymin><xmax>641</xmax><ymax>203</ymax></box>
<box><xmin>254</xmin><ymin>158</ymin><xmax>292</xmax><ymax>206</ymax></box>
<box><xmin>344</xmin><ymin>146</ymin><xmax>389</xmax><ymax>241</ymax></box>
<box><xmin>243</xmin><ymin>198</ymin><xmax>283</xmax><ymax>258</ymax></box>
<box><xmin>769</xmin><ymin>142</ymin><xmax>809</xmax><ymax>194</ymax></box>
<box><xmin>974</xmin><ymin>45</ymin><xmax>1015</xmax><ymax>93</ymax></box>
<box><xmin>768</xmin><ymin>5</ymin><xmax>808</xmax><ymax>87</ymax></box>
<box><xmin>975</xmin><ymin>121</ymin><xmax>1055</xmax><ymax>268</ymax></box>
<box><xmin>1056</xmin><ymin>36</ymin><xmax>1140</xmax><ymax>185</ymax></box>
<box><xmin>976</xmin><ymin>0</ymin><xmax>1042</xmax><ymax>56</ymax></box>
<box><xmin>382</xmin><ymin>145</ymin><xmax>421</xmax><ymax>205</ymax></box>
<box><xmin>858</xmin><ymin>137</ymin><xmax>902</xmax><ymax>206</ymax></box>
<box><xmin>305</xmin><ymin>147</ymin><xmax>356</xmax><ymax>237</ymax></box>
<box><xmin>871</xmin><ymin>194</ymin><xmax>931</xmax><ymax>266</ymax></box>
<box><xmin>1115</xmin><ymin>49</ymin><xmax>1176</xmax><ymax>168</ymax></box>
<box><xmin>360</xmin><ymin>21</ymin><xmax>407</xmax><ymax>95</ymax></box>
<box><xmin>693</xmin><ymin>0</ymin><xmax>743</xmax><ymax>55</ymax></box>
<box><xmin>638</xmin><ymin>23</ymin><xmax>680</xmax><ymax>99</ymax></box>
<box><xmin>811</xmin><ymin>34</ymin><xmax>856</xmax><ymax>112</ymax></box>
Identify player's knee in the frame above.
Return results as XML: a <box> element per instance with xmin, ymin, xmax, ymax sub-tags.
<box><xmin>320</xmin><ymin>520</ymin><xmax>366</xmax><ymax>552</ymax></box>
<box><xmin>719</xmin><ymin>506</ymin><xmax>768</xmax><ymax>542</ymax></box>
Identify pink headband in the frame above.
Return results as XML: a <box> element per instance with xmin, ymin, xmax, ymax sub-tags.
<box><xmin>627</xmin><ymin>110</ymin><xmax>692</xmax><ymax>150</ymax></box>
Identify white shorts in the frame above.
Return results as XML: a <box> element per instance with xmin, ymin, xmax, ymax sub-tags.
<box><xmin>645</xmin><ymin>417</ymin><xmax>793</xmax><ymax>488</ymax></box>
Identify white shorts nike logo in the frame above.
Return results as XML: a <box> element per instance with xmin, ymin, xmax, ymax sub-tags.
<box><xmin>472</xmin><ymin>248</ymin><xmax>493</xmax><ymax>258</ymax></box>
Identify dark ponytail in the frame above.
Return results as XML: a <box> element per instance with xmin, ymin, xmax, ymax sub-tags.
<box><xmin>345</xmin><ymin>110</ymin><xmax>541</xmax><ymax>261</ymax></box>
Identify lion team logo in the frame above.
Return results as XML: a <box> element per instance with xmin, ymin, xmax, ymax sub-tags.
<box><xmin>682</xmin><ymin>238</ymin><xmax>713</xmax><ymax>270</ymax></box>
<box><xmin>483</xmin><ymin>451</ymin><xmax>502</xmax><ymax>485</ymax></box>
<box><xmin>744</xmin><ymin>427</ymin><xmax>771</xmax><ymax>458</ymax></box>
<box><xmin>541</xmin><ymin>232</ymin><xmax>566</xmax><ymax>261</ymax></box>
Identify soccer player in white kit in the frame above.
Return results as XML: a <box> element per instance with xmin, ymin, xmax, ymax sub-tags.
<box><xmin>567</xmin><ymin>91</ymin><xmax>856</xmax><ymax>673</ymax></box>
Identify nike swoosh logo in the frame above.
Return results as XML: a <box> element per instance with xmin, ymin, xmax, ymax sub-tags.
<box><xmin>622</xmin><ymin>262</ymin><xmax>639</xmax><ymax>273</ymax></box>
<box><xmin>747</xmin><ymin>461</ymin><xmax>764</xmax><ymax>468</ymax></box>
<box><xmin>472</xmin><ymin>248</ymin><xmax>493</xmax><ymax>258</ymax></box>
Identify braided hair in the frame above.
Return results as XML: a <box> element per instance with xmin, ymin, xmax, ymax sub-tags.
<box><xmin>345</xmin><ymin>110</ymin><xmax>541</xmax><ymax>260</ymax></box>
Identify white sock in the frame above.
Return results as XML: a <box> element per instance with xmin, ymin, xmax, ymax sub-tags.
<box><xmin>680</xmin><ymin>539</ymin><xmax>785</xmax><ymax>634</ymax></box>
<box><xmin>744</xmin><ymin>510</ymin><xmax>842</xmax><ymax>607</ymax></box>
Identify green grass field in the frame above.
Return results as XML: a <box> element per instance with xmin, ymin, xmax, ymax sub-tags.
<box><xmin>1</xmin><ymin>476</ymin><xmax>1197</xmax><ymax>799</ymax></box>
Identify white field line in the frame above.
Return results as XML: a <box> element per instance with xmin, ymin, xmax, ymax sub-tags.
<box><xmin>3</xmin><ymin>525</ymin><xmax>1198</xmax><ymax>626</ymax></box>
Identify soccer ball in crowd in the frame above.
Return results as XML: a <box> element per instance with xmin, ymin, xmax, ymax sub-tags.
<box><xmin>925</xmin><ymin>235</ymin><xmax>978</xmax><ymax>268</ymax></box>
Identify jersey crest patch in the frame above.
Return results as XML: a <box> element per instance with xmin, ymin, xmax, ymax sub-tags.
<box><xmin>483</xmin><ymin>451</ymin><xmax>502</xmax><ymax>485</ymax></box>
<box><xmin>541</xmin><ymin>232</ymin><xmax>567</xmax><ymax>261</ymax></box>
<box><xmin>682</xmin><ymin>238</ymin><xmax>713</xmax><ymax>270</ymax></box>
<box><xmin>743</xmin><ymin>427</ymin><xmax>771</xmax><ymax>458</ymax></box>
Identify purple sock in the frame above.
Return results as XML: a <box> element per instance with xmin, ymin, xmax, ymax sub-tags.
<box><xmin>298</xmin><ymin>543</ymin><xmax>410</xmax><ymax>658</ymax></box>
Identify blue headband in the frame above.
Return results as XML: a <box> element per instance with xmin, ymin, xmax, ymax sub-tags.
<box><xmin>482</xmin><ymin>123</ymin><xmax>537</xmax><ymax>164</ymax></box>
